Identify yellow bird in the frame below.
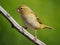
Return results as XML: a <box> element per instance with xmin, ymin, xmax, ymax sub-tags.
<box><xmin>17</xmin><ymin>5</ymin><xmax>54</xmax><ymax>41</ymax></box>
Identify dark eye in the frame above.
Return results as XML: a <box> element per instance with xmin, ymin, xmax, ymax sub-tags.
<box><xmin>21</xmin><ymin>8</ymin><xmax>22</xmax><ymax>9</ymax></box>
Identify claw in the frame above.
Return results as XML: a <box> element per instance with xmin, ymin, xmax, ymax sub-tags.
<box><xmin>34</xmin><ymin>30</ymin><xmax>37</xmax><ymax>41</ymax></box>
<box><xmin>34</xmin><ymin>36</ymin><xmax>37</xmax><ymax>41</ymax></box>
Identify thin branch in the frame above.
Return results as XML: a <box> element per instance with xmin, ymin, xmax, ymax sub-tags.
<box><xmin>0</xmin><ymin>5</ymin><xmax>46</xmax><ymax>45</ymax></box>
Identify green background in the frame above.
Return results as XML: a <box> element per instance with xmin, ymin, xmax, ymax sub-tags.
<box><xmin>0</xmin><ymin>0</ymin><xmax>60</xmax><ymax>45</ymax></box>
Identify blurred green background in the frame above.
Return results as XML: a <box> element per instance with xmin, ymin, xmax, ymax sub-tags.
<box><xmin>0</xmin><ymin>0</ymin><xmax>60</xmax><ymax>45</ymax></box>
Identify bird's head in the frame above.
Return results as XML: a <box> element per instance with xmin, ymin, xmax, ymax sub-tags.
<box><xmin>16</xmin><ymin>5</ymin><xmax>32</xmax><ymax>14</ymax></box>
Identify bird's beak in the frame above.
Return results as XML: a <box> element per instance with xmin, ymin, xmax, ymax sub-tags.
<box><xmin>16</xmin><ymin>9</ymin><xmax>20</xmax><ymax>12</ymax></box>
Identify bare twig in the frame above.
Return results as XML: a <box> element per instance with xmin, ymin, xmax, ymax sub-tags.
<box><xmin>0</xmin><ymin>5</ymin><xmax>46</xmax><ymax>45</ymax></box>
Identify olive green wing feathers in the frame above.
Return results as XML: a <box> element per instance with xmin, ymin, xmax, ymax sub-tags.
<box><xmin>31</xmin><ymin>11</ymin><xmax>43</xmax><ymax>24</ymax></box>
<box><xmin>36</xmin><ymin>16</ymin><xmax>43</xmax><ymax>24</ymax></box>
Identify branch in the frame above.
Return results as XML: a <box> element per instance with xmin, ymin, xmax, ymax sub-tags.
<box><xmin>0</xmin><ymin>5</ymin><xmax>46</xmax><ymax>45</ymax></box>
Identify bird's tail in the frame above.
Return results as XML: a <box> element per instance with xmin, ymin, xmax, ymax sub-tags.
<box><xmin>40</xmin><ymin>24</ymin><xmax>54</xmax><ymax>29</ymax></box>
<box><xmin>44</xmin><ymin>25</ymin><xmax>54</xmax><ymax>29</ymax></box>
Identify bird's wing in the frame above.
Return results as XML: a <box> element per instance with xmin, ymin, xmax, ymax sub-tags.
<box><xmin>36</xmin><ymin>16</ymin><xmax>43</xmax><ymax>24</ymax></box>
<box><xmin>31</xmin><ymin>11</ymin><xmax>43</xmax><ymax>24</ymax></box>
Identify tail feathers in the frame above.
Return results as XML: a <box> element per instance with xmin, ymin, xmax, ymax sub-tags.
<box><xmin>45</xmin><ymin>25</ymin><xmax>54</xmax><ymax>29</ymax></box>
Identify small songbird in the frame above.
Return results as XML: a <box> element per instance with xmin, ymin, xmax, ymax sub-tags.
<box><xmin>17</xmin><ymin>5</ymin><xmax>54</xmax><ymax>41</ymax></box>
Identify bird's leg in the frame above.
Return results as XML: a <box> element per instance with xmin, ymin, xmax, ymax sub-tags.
<box><xmin>34</xmin><ymin>30</ymin><xmax>37</xmax><ymax>41</ymax></box>
<box><xmin>21</xmin><ymin>25</ymin><xmax>27</xmax><ymax>33</ymax></box>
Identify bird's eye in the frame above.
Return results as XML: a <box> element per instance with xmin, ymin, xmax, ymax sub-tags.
<box><xmin>21</xmin><ymin>8</ymin><xmax>22</xmax><ymax>9</ymax></box>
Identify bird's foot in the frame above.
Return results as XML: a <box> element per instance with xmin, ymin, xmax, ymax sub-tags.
<box><xmin>34</xmin><ymin>36</ymin><xmax>37</xmax><ymax>41</ymax></box>
<box><xmin>21</xmin><ymin>27</ymin><xmax>25</xmax><ymax>33</ymax></box>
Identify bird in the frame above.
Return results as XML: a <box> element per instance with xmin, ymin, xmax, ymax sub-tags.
<box><xmin>16</xmin><ymin>5</ymin><xmax>54</xmax><ymax>41</ymax></box>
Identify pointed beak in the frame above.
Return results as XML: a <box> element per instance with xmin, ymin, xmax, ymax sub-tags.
<box><xmin>16</xmin><ymin>9</ymin><xmax>20</xmax><ymax>12</ymax></box>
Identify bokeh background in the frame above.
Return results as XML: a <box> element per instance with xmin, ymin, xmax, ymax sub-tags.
<box><xmin>0</xmin><ymin>0</ymin><xmax>60</xmax><ymax>45</ymax></box>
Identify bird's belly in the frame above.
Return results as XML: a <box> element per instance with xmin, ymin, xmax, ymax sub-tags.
<box><xmin>25</xmin><ymin>20</ymin><xmax>40</xmax><ymax>30</ymax></box>
<box><xmin>28</xmin><ymin>20</ymin><xmax>40</xmax><ymax>28</ymax></box>
<box><xmin>21</xmin><ymin>15</ymin><xmax>40</xmax><ymax>30</ymax></box>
